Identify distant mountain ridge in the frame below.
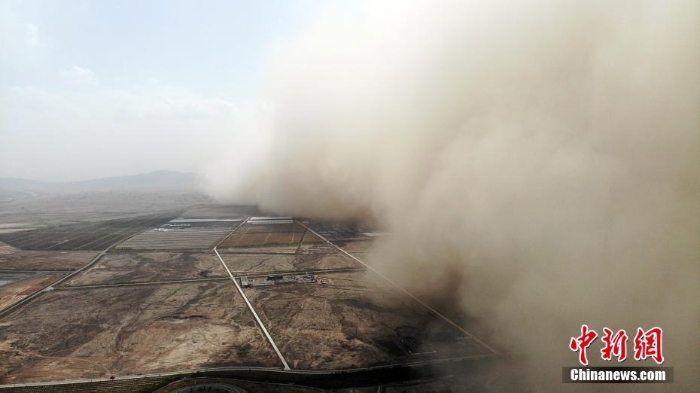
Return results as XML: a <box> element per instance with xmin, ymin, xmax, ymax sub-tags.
<box><xmin>0</xmin><ymin>170</ymin><xmax>203</xmax><ymax>194</ymax></box>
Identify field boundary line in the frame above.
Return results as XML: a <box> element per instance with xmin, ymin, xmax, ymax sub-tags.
<box><xmin>212</xmin><ymin>218</ymin><xmax>247</xmax><ymax>249</ymax></box>
<box><xmin>214</xmin><ymin>247</ymin><xmax>291</xmax><ymax>370</ymax></box>
<box><xmin>295</xmin><ymin>220</ymin><xmax>500</xmax><ymax>355</ymax></box>
<box><xmin>59</xmin><ymin>277</ymin><xmax>231</xmax><ymax>290</ymax></box>
<box><xmin>0</xmin><ymin>239</ymin><xmax>119</xmax><ymax>319</ymax></box>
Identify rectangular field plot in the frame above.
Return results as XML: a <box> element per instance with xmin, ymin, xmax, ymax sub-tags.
<box><xmin>0</xmin><ymin>214</ymin><xmax>177</xmax><ymax>251</ymax></box>
<box><xmin>0</xmin><ymin>281</ymin><xmax>279</xmax><ymax>384</ymax></box>
<box><xmin>117</xmin><ymin>228</ymin><xmax>230</xmax><ymax>250</ymax></box>
<box><xmin>244</xmin><ymin>271</ymin><xmax>492</xmax><ymax>370</ymax></box>
<box><xmin>0</xmin><ymin>272</ymin><xmax>66</xmax><ymax>310</ymax></box>
<box><xmin>300</xmin><ymin>230</ymin><xmax>324</xmax><ymax>244</ymax></box>
<box><xmin>332</xmin><ymin>239</ymin><xmax>375</xmax><ymax>253</ymax></box>
<box><xmin>116</xmin><ymin>219</ymin><xmax>238</xmax><ymax>251</ymax></box>
<box><xmin>218</xmin><ymin>222</ymin><xmax>306</xmax><ymax>249</ymax></box>
<box><xmin>307</xmin><ymin>223</ymin><xmax>369</xmax><ymax>242</ymax></box>
<box><xmin>64</xmin><ymin>252</ymin><xmax>229</xmax><ymax>286</ymax></box>
<box><xmin>0</xmin><ymin>251</ymin><xmax>97</xmax><ymax>271</ymax></box>
<box><xmin>217</xmin><ymin>222</ymin><xmax>308</xmax><ymax>254</ymax></box>
<box><xmin>297</xmin><ymin>243</ymin><xmax>337</xmax><ymax>255</ymax></box>
<box><xmin>221</xmin><ymin>252</ymin><xmax>363</xmax><ymax>275</ymax></box>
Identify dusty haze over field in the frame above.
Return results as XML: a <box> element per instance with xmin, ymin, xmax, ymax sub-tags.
<box><xmin>206</xmin><ymin>0</ymin><xmax>700</xmax><ymax>389</ymax></box>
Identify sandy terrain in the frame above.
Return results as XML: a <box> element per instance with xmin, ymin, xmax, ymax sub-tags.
<box><xmin>218</xmin><ymin>223</ymin><xmax>306</xmax><ymax>249</ymax></box>
<box><xmin>243</xmin><ymin>271</ymin><xmax>487</xmax><ymax>370</ymax></box>
<box><xmin>65</xmin><ymin>252</ymin><xmax>229</xmax><ymax>286</ymax></box>
<box><xmin>300</xmin><ymin>231</ymin><xmax>324</xmax><ymax>244</ymax></box>
<box><xmin>0</xmin><ymin>273</ymin><xmax>66</xmax><ymax>310</ymax></box>
<box><xmin>331</xmin><ymin>240</ymin><xmax>374</xmax><ymax>253</ymax></box>
<box><xmin>218</xmin><ymin>245</ymin><xmax>300</xmax><ymax>254</ymax></box>
<box><xmin>0</xmin><ymin>208</ymin><xmax>499</xmax><ymax>389</ymax></box>
<box><xmin>297</xmin><ymin>243</ymin><xmax>338</xmax><ymax>255</ymax></box>
<box><xmin>0</xmin><ymin>242</ymin><xmax>19</xmax><ymax>255</ymax></box>
<box><xmin>221</xmin><ymin>252</ymin><xmax>362</xmax><ymax>275</ymax></box>
<box><xmin>0</xmin><ymin>251</ymin><xmax>97</xmax><ymax>271</ymax></box>
<box><xmin>0</xmin><ymin>281</ymin><xmax>279</xmax><ymax>384</ymax></box>
<box><xmin>217</xmin><ymin>223</ymin><xmax>359</xmax><ymax>256</ymax></box>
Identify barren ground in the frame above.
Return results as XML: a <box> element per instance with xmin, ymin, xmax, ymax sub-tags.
<box><xmin>218</xmin><ymin>223</ymin><xmax>306</xmax><ymax>248</ymax></box>
<box><xmin>0</xmin><ymin>273</ymin><xmax>66</xmax><ymax>309</ymax></box>
<box><xmin>65</xmin><ymin>252</ymin><xmax>229</xmax><ymax>286</ymax></box>
<box><xmin>0</xmin><ymin>281</ymin><xmax>279</xmax><ymax>383</ymax></box>
<box><xmin>0</xmin><ymin>251</ymin><xmax>97</xmax><ymax>271</ymax></box>
<box><xmin>0</xmin><ymin>242</ymin><xmax>19</xmax><ymax>255</ymax></box>
<box><xmin>330</xmin><ymin>240</ymin><xmax>374</xmax><ymax>253</ymax></box>
<box><xmin>243</xmin><ymin>271</ymin><xmax>488</xmax><ymax>370</ymax></box>
<box><xmin>221</xmin><ymin>252</ymin><xmax>362</xmax><ymax>275</ymax></box>
<box><xmin>0</xmin><ymin>206</ymin><xmax>498</xmax><ymax>390</ymax></box>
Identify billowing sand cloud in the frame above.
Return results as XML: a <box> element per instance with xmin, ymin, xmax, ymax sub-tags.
<box><xmin>205</xmin><ymin>1</ymin><xmax>700</xmax><ymax>389</ymax></box>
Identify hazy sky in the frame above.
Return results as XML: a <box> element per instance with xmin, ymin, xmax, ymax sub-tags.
<box><xmin>0</xmin><ymin>0</ymin><xmax>350</xmax><ymax>181</ymax></box>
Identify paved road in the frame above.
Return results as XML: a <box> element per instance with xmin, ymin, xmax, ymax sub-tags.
<box><xmin>213</xmin><ymin>218</ymin><xmax>292</xmax><ymax>371</ymax></box>
<box><xmin>215</xmin><ymin>245</ymin><xmax>291</xmax><ymax>371</ymax></box>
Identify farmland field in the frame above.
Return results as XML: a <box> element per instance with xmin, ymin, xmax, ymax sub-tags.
<box><xmin>0</xmin><ymin>214</ymin><xmax>177</xmax><ymax>251</ymax></box>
